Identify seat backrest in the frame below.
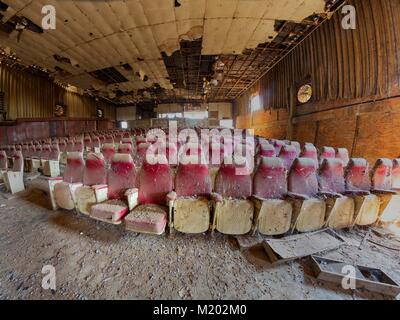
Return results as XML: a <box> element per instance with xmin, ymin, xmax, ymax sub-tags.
<box><xmin>278</xmin><ymin>145</ymin><xmax>298</xmax><ymax>170</ymax></box>
<box><xmin>253</xmin><ymin>157</ymin><xmax>287</xmax><ymax>199</ymax></box>
<box><xmin>290</xmin><ymin>141</ymin><xmax>301</xmax><ymax>157</ymax></box>
<box><xmin>288</xmin><ymin>158</ymin><xmax>318</xmax><ymax>197</ymax></box>
<box><xmin>336</xmin><ymin>148</ymin><xmax>350</xmax><ymax>166</ymax></box>
<box><xmin>107</xmin><ymin>154</ymin><xmax>136</xmax><ymax>199</ymax></box>
<box><xmin>175</xmin><ymin>160</ymin><xmax>211</xmax><ymax>197</ymax></box>
<box><xmin>83</xmin><ymin>136</ymin><xmax>92</xmax><ymax>147</ymax></box>
<box><xmin>345</xmin><ymin>158</ymin><xmax>370</xmax><ymax>192</ymax></box>
<box><xmin>318</xmin><ymin>158</ymin><xmax>345</xmax><ymax>194</ymax></box>
<box><xmin>73</xmin><ymin>140</ymin><xmax>84</xmax><ymax>153</ymax></box>
<box><xmin>136</xmin><ymin>142</ymin><xmax>151</xmax><ymax>167</ymax></box>
<box><xmin>138</xmin><ymin>154</ymin><xmax>173</xmax><ymax>205</ymax></box>
<box><xmin>121</xmin><ymin>138</ymin><xmax>133</xmax><ymax>146</ymax></box>
<box><xmin>259</xmin><ymin>143</ymin><xmax>276</xmax><ymax>157</ymax></box>
<box><xmin>12</xmin><ymin>151</ymin><xmax>24</xmax><ymax>172</ymax></box>
<box><xmin>215</xmin><ymin>157</ymin><xmax>252</xmax><ymax>199</ymax></box>
<box><xmin>58</xmin><ymin>140</ymin><xmax>67</xmax><ymax>152</ymax></box>
<box><xmin>300</xmin><ymin>143</ymin><xmax>318</xmax><ymax>165</ymax></box>
<box><xmin>33</xmin><ymin>145</ymin><xmax>42</xmax><ymax>158</ymax></box>
<box><xmin>101</xmin><ymin>143</ymin><xmax>115</xmax><ymax>162</ymax></box>
<box><xmin>91</xmin><ymin>136</ymin><xmax>101</xmax><ymax>149</ymax></box>
<box><xmin>63</xmin><ymin>152</ymin><xmax>85</xmax><ymax>183</ymax></box>
<box><xmin>118</xmin><ymin>143</ymin><xmax>133</xmax><ymax>155</ymax></box>
<box><xmin>273</xmin><ymin>140</ymin><xmax>286</xmax><ymax>155</ymax></box>
<box><xmin>41</xmin><ymin>144</ymin><xmax>51</xmax><ymax>160</ymax></box>
<box><xmin>0</xmin><ymin>150</ymin><xmax>8</xmax><ymax>170</ymax></box>
<box><xmin>105</xmin><ymin>135</ymin><xmax>114</xmax><ymax>144</ymax></box>
<box><xmin>83</xmin><ymin>153</ymin><xmax>107</xmax><ymax>186</ymax></box>
<box><xmin>66</xmin><ymin>140</ymin><xmax>75</xmax><ymax>152</ymax></box>
<box><xmin>320</xmin><ymin>146</ymin><xmax>335</xmax><ymax>164</ymax></box>
<box><xmin>371</xmin><ymin>158</ymin><xmax>392</xmax><ymax>191</ymax></box>
<box><xmin>392</xmin><ymin>159</ymin><xmax>400</xmax><ymax>190</ymax></box>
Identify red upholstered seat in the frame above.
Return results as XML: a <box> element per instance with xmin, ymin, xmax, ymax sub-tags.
<box><xmin>41</xmin><ymin>144</ymin><xmax>51</xmax><ymax>160</ymax></box>
<box><xmin>63</xmin><ymin>152</ymin><xmax>85</xmax><ymax>183</ymax></box>
<box><xmin>107</xmin><ymin>154</ymin><xmax>136</xmax><ymax>200</ymax></box>
<box><xmin>319</xmin><ymin>146</ymin><xmax>335</xmax><ymax>164</ymax></box>
<box><xmin>259</xmin><ymin>143</ymin><xmax>276</xmax><ymax>157</ymax></box>
<box><xmin>345</xmin><ymin>158</ymin><xmax>371</xmax><ymax>192</ymax></box>
<box><xmin>138</xmin><ymin>155</ymin><xmax>173</xmax><ymax>205</ymax></box>
<box><xmin>288</xmin><ymin>158</ymin><xmax>319</xmax><ymax>197</ymax></box>
<box><xmin>371</xmin><ymin>158</ymin><xmax>393</xmax><ymax>191</ymax></box>
<box><xmin>318</xmin><ymin>158</ymin><xmax>346</xmax><ymax>194</ymax></box>
<box><xmin>253</xmin><ymin>157</ymin><xmax>287</xmax><ymax>199</ymax></box>
<box><xmin>392</xmin><ymin>159</ymin><xmax>400</xmax><ymax>190</ymax></box>
<box><xmin>12</xmin><ymin>151</ymin><xmax>24</xmax><ymax>172</ymax></box>
<box><xmin>0</xmin><ymin>150</ymin><xmax>8</xmax><ymax>170</ymax></box>
<box><xmin>290</xmin><ymin>141</ymin><xmax>301</xmax><ymax>157</ymax></box>
<box><xmin>273</xmin><ymin>140</ymin><xmax>286</xmax><ymax>155</ymax></box>
<box><xmin>73</xmin><ymin>140</ymin><xmax>84</xmax><ymax>153</ymax></box>
<box><xmin>118</xmin><ymin>143</ymin><xmax>133</xmax><ymax>155</ymax></box>
<box><xmin>101</xmin><ymin>143</ymin><xmax>115</xmax><ymax>163</ymax></box>
<box><xmin>215</xmin><ymin>159</ymin><xmax>252</xmax><ymax>199</ymax></box>
<box><xmin>83</xmin><ymin>153</ymin><xmax>107</xmax><ymax>186</ymax></box>
<box><xmin>278</xmin><ymin>145</ymin><xmax>298</xmax><ymax>170</ymax></box>
<box><xmin>175</xmin><ymin>162</ymin><xmax>212</xmax><ymax>197</ymax></box>
<box><xmin>336</xmin><ymin>148</ymin><xmax>350</xmax><ymax>167</ymax></box>
<box><xmin>300</xmin><ymin>143</ymin><xmax>318</xmax><ymax>166</ymax></box>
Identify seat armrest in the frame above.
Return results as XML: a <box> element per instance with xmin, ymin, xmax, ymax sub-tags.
<box><xmin>125</xmin><ymin>188</ymin><xmax>139</xmax><ymax>211</ymax></box>
<box><xmin>371</xmin><ymin>189</ymin><xmax>397</xmax><ymax>195</ymax></box>
<box><xmin>285</xmin><ymin>192</ymin><xmax>310</xmax><ymax>201</ymax></box>
<box><xmin>318</xmin><ymin>191</ymin><xmax>343</xmax><ymax>199</ymax></box>
<box><xmin>166</xmin><ymin>191</ymin><xmax>177</xmax><ymax>203</ymax></box>
<box><xmin>92</xmin><ymin>184</ymin><xmax>108</xmax><ymax>203</ymax></box>
<box><xmin>251</xmin><ymin>195</ymin><xmax>267</xmax><ymax>202</ymax></box>
<box><xmin>211</xmin><ymin>192</ymin><xmax>223</xmax><ymax>203</ymax></box>
<box><xmin>344</xmin><ymin>190</ymin><xmax>370</xmax><ymax>196</ymax></box>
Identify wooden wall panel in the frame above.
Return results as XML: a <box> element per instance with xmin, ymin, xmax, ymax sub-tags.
<box><xmin>0</xmin><ymin>64</ymin><xmax>116</xmax><ymax>121</ymax></box>
<box><xmin>315</xmin><ymin>118</ymin><xmax>357</xmax><ymax>153</ymax></box>
<box><xmin>234</xmin><ymin>0</ymin><xmax>400</xmax><ymax>163</ymax></box>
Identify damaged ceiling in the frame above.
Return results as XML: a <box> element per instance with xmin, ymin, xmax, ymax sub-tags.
<box><xmin>0</xmin><ymin>0</ymin><xmax>344</xmax><ymax>105</ymax></box>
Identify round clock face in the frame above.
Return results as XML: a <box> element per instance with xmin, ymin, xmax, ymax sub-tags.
<box><xmin>297</xmin><ymin>84</ymin><xmax>313</xmax><ymax>104</ymax></box>
<box><xmin>54</xmin><ymin>105</ymin><xmax>65</xmax><ymax>116</ymax></box>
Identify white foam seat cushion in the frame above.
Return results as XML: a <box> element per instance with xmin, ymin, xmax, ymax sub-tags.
<box><xmin>214</xmin><ymin>199</ymin><xmax>254</xmax><ymax>235</ymax></box>
<box><xmin>254</xmin><ymin>199</ymin><xmax>292</xmax><ymax>236</ymax></box>
<box><xmin>292</xmin><ymin>199</ymin><xmax>326</xmax><ymax>233</ymax></box>
<box><xmin>125</xmin><ymin>204</ymin><xmax>167</xmax><ymax>235</ymax></box>
<box><xmin>75</xmin><ymin>186</ymin><xmax>97</xmax><ymax>215</ymax></box>
<box><xmin>377</xmin><ymin>194</ymin><xmax>400</xmax><ymax>223</ymax></box>
<box><xmin>325</xmin><ymin>197</ymin><xmax>355</xmax><ymax>229</ymax></box>
<box><xmin>354</xmin><ymin>195</ymin><xmax>380</xmax><ymax>226</ymax></box>
<box><xmin>91</xmin><ymin>200</ymin><xmax>128</xmax><ymax>223</ymax></box>
<box><xmin>54</xmin><ymin>182</ymin><xmax>75</xmax><ymax>210</ymax></box>
<box><xmin>173</xmin><ymin>198</ymin><xmax>210</xmax><ymax>234</ymax></box>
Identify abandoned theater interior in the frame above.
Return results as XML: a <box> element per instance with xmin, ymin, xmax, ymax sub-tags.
<box><xmin>0</xmin><ymin>0</ymin><xmax>400</xmax><ymax>302</ymax></box>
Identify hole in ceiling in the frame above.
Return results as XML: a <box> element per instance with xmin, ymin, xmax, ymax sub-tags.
<box><xmin>174</xmin><ymin>0</ymin><xmax>181</xmax><ymax>8</ymax></box>
<box><xmin>53</xmin><ymin>54</ymin><xmax>72</xmax><ymax>65</ymax></box>
<box><xmin>121</xmin><ymin>63</ymin><xmax>133</xmax><ymax>71</ymax></box>
<box><xmin>137</xmin><ymin>57</ymin><xmax>144</xmax><ymax>61</ymax></box>
<box><xmin>89</xmin><ymin>66</ymin><xmax>129</xmax><ymax>85</ymax></box>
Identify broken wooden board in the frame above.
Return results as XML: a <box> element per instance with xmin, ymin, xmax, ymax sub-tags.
<box><xmin>310</xmin><ymin>255</ymin><xmax>400</xmax><ymax>297</ymax></box>
<box><xmin>262</xmin><ymin>228</ymin><xmax>345</xmax><ymax>264</ymax></box>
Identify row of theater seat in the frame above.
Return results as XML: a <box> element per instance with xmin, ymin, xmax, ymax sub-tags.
<box><xmin>48</xmin><ymin>141</ymin><xmax>400</xmax><ymax>236</ymax></box>
<box><xmin>2</xmin><ymin>129</ymin><xmax>400</xmax><ymax>237</ymax></box>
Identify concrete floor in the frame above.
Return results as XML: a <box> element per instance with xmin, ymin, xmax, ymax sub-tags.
<box><xmin>0</xmin><ymin>189</ymin><xmax>399</xmax><ymax>300</ymax></box>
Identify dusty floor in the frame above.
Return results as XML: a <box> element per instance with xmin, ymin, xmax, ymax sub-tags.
<box><xmin>0</xmin><ymin>189</ymin><xmax>399</xmax><ymax>300</ymax></box>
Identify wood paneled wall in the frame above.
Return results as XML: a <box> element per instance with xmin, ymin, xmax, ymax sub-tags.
<box><xmin>0</xmin><ymin>119</ymin><xmax>116</xmax><ymax>144</ymax></box>
<box><xmin>0</xmin><ymin>64</ymin><xmax>116</xmax><ymax>120</ymax></box>
<box><xmin>235</xmin><ymin>0</ymin><xmax>400</xmax><ymax>163</ymax></box>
